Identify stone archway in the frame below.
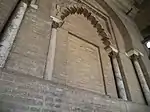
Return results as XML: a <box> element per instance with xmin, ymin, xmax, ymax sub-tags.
<box><xmin>46</xmin><ymin>0</ymin><xmax>129</xmax><ymax>99</ymax></box>
<box><xmin>51</xmin><ymin>12</ymin><xmax>110</xmax><ymax>93</ymax></box>
<box><xmin>59</xmin><ymin>6</ymin><xmax>112</xmax><ymax>50</ymax></box>
<box><xmin>94</xmin><ymin>0</ymin><xmax>133</xmax><ymax>51</ymax></box>
<box><xmin>52</xmin><ymin>0</ymin><xmax>114</xmax><ymax>52</ymax></box>
<box><xmin>52</xmin><ymin>0</ymin><xmax>134</xmax><ymax>52</ymax></box>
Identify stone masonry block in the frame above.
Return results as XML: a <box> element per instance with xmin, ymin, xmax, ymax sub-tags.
<box><xmin>0</xmin><ymin>70</ymin><xmax>149</xmax><ymax>111</ymax></box>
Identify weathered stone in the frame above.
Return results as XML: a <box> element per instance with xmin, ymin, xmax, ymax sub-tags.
<box><xmin>0</xmin><ymin>0</ymin><xmax>150</xmax><ymax>111</ymax></box>
<box><xmin>0</xmin><ymin>0</ymin><xmax>19</xmax><ymax>33</ymax></box>
<box><xmin>0</xmin><ymin>1</ymin><xmax>28</xmax><ymax>67</ymax></box>
<box><xmin>2</xmin><ymin>72</ymin><xmax>15</xmax><ymax>82</ymax></box>
<box><xmin>0</xmin><ymin>70</ymin><xmax>148</xmax><ymax>111</ymax></box>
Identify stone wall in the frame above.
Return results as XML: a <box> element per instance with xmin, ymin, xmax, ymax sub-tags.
<box><xmin>103</xmin><ymin>0</ymin><xmax>150</xmax><ymax>97</ymax></box>
<box><xmin>0</xmin><ymin>0</ymin><xmax>150</xmax><ymax>111</ymax></box>
<box><xmin>52</xmin><ymin>14</ymin><xmax>118</xmax><ymax>98</ymax></box>
<box><xmin>0</xmin><ymin>69</ymin><xmax>150</xmax><ymax>112</ymax></box>
<box><xmin>5</xmin><ymin>0</ymin><xmax>52</xmax><ymax>78</ymax></box>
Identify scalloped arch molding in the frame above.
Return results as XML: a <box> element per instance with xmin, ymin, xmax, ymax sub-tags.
<box><xmin>59</xmin><ymin>5</ymin><xmax>112</xmax><ymax>49</ymax></box>
<box><xmin>54</xmin><ymin>0</ymin><xmax>133</xmax><ymax>51</ymax></box>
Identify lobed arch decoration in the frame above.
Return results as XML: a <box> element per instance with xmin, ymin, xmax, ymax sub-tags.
<box><xmin>54</xmin><ymin>3</ymin><xmax>114</xmax><ymax>51</ymax></box>
<box><xmin>94</xmin><ymin>0</ymin><xmax>133</xmax><ymax>51</ymax></box>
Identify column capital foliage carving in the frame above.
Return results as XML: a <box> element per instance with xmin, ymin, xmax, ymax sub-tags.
<box><xmin>109</xmin><ymin>51</ymin><xmax>118</xmax><ymax>58</ymax></box>
<box><xmin>105</xmin><ymin>46</ymin><xmax>118</xmax><ymax>57</ymax></box>
<box><xmin>130</xmin><ymin>54</ymin><xmax>139</xmax><ymax>61</ymax></box>
<box><xmin>126</xmin><ymin>49</ymin><xmax>144</xmax><ymax>58</ymax></box>
<box><xmin>52</xmin><ymin>22</ymin><xmax>59</xmax><ymax>29</ymax></box>
<box><xmin>50</xmin><ymin>16</ymin><xmax>64</xmax><ymax>28</ymax></box>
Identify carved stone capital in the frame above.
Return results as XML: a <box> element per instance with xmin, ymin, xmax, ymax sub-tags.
<box><xmin>130</xmin><ymin>54</ymin><xmax>139</xmax><ymax>61</ymax></box>
<box><xmin>50</xmin><ymin>16</ymin><xmax>64</xmax><ymax>28</ymax></box>
<box><xmin>109</xmin><ymin>51</ymin><xmax>118</xmax><ymax>58</ymax></box>
<box><xmin>126</xmin><ymin>49</ymin><xmax>144</xmax><ymax>58</ymax></box>
<box><xmin>52</xmin><ymin>22</ymin><xmax>59</xmax><ymax>29</ymax></box>
<box><xmin>105</xmin><ymin>45</ymin><xmax>118</xmax><ymax>57</ymax></box>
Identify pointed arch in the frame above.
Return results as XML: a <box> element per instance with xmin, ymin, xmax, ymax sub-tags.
<box><xmin>58</xmin><ymin>5</ymin><xmax>112</xmax><ymax>49</ymax></box>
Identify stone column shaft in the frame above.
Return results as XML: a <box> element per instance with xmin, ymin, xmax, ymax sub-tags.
<box><xmin>111</xmin><ymin>55</ymin><xmax>127</xmax><ymax>100</ymax></box>
<box><xmin>132</xmin><ymin>57</ymin><xmax>150</xmax><ymax>105</ymax></box>
<box><xmin>45</xmin><ymin>22</ymin><xmax>58</xmax><ymax>80</ymax></box>
<box><xmin>0</xmin><ymin>1</ymin><xmax>28</xmax><ymax>67</ymax></box>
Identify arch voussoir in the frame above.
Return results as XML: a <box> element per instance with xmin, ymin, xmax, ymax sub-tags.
<box><xmin>70</xmin><ymin>7</ymin><xmax>77</xmax><ymax>14</ymax></box>
<box><xmin>59</xmin><ymin>5</ymin><xmax>112</xmax><ymax>50</ymax></box>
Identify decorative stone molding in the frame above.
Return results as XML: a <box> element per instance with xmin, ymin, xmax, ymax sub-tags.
<box><xmin>126</xmin><ymin>49</ymin><xmax>144</xmax><ymax>57</ymax></box>
<box><xmin>0</xmin><ymin>1</ymin><xmax>28</xmax><ymax>67</ymax></box>
<box><xmin>52</xmin><ymin>22</ymin><xmax>59</xmax><ymax>29</ymax></box>
<box><xmin>59</xmin><ymin>6</ymin><xmax>109</xmax><ymax>39</ymax></box>
<box><xmin>105</xmin><ymin>45</ymin><xmax>118</xmax><ymax>55</ymax></box>
<box><xmin>50</xmin><ymin>16</ymin><xmax>64</xmax><ymax>28</ymax></box>
<box><xmin>52</xmin><ymin>0</ymin><xmax>114</xmax><ymax>50</ymax></box>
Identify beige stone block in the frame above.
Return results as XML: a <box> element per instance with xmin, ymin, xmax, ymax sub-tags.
<box><xmin>5</xmin><ymin>53</ymin><xmax>45</xmax><ymax>78</ymax></box>
<box><xmin>10</xmin><ymin>10</ymin><xmax>51</xmax><ymax>62</ymax></box>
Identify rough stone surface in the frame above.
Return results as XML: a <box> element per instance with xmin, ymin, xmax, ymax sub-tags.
<box><xmin>5</xmin><ymin>1</ymin><xmax>52</xmax><ymax>78</ymax></box>
<box><xmin>0</xmin><ymin>0</ymin><xmax>150</xmax><ymax>111</ymax></box>
<box><xmin>0</xmin><ymin>69</ymin><xmax>149</xmax><ymax>112</ymax></box>
<box><xmin>0</xmin><ymin>1</ymin><xmax>27</xmax><ymax>67</ymax></box>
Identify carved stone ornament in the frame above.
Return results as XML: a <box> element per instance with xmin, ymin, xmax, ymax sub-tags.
<box><xmin>53</xmin><ymin>0</ymin><xmax>115</xmax><ymax>52</ymax></box>
<box><xmin>126</xmin><ymin>49</ymin><xmax>144</xmax><ymax>58</ymax></box>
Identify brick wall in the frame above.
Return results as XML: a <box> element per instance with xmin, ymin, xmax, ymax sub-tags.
<box><xmin>0</xmin><ymin>69</ymin><xmax>150</xmax><ymax>112</ymax></box>
<box><xmin>0</xmin><ymin>0</ymin><xmax>150</xmax><ymax>111</ymax></box>
<box><xmin>5</xmin><ymin>0</ymin><xmax>52</xmax><ymax>78</ymax></box>
<box><xmin>53</xmin><ymin>14</ymin><xmax>117</xmax><ymax>98</ymax></box>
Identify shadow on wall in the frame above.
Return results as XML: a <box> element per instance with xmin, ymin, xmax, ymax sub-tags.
<box><xmin>95</xmin><ymin>0</ymin><xmax>133</xmax><ymax>51</ymax></box>
<box><xmin>134</xmin><ymin>0</ymin><xmax>150</xmax><ymax>31</ymax></box>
